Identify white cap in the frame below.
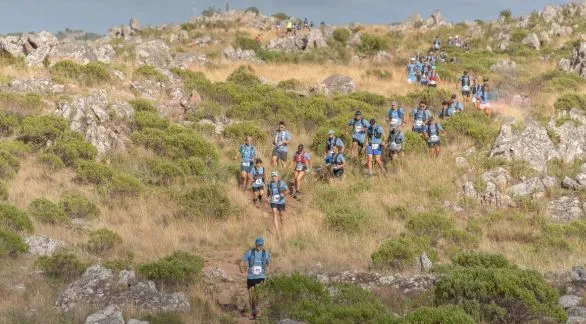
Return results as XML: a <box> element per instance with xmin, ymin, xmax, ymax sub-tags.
<box><xmin>271</xmin><ymin>171</ymin><xmax>279</xmax><ymax>177</ymax></box>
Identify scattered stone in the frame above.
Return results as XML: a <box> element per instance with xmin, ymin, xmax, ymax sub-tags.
<box><xmin>481</xmin><ymin>167</ymin><xmax>511</xmax><ymax>188</ymax></box>
<box><xmin>315</xmin><ymin>75</ymin><xmax>356</xmax><ymax>96</ymax></box>
<box><xmin>563</xmin><ymin>176</ymin><xmax>584</xmax><ymax>190</ymax></box>
<box><xmin>203</xmin><ymin>266</ymin><xmax>232</xmax><ymax>283</ymax></box>
<box><xmin>576</xmin><ymin>173</ymin><xmax>586</xmax><ymax>187</ymax></box>
<box><xmin>8</xmin><ymin>78</ymin><xmax>64</xmax><ymax>94</ymax></box>
<box><xmin>127</xmin><ymin>320</ymin><xmax>149</xmax><ymax>324</ymax></box>
<box><xmin>25</xmin><ymin>235</ymin><xmax>66</xmax><ymax>256</ymax></box>
<box><xmin>135</xmin><ymin>40</ymin><xmax>172</xmax><ymax>68</ymax></box>
<box><xmin>522</xmin><ymin>33</ymin><xmax>541</xmax><ymax>50</ymax></box>
<box><xmin>118</xmin><ymin>270</ymin><xmax>138</xmax><ymax>288</ymax></box>
<box><xmin>373</xmin><ymin>51</ymin><xmax>392</xmax><ymax>63</ymax></box>
<box><xmin>419</xmin><ymin>253</ymin><xmax>432</xmax><ymax>272</ymax></box>
<box><xmin>85</xmin><ymin>305</ymin><xmax>124</xmax><ymax>324</ymax></box>
<box><xmin>10</xmin><ymin>283</ymin><xmax>26</xmax><ymax>294</ymax></box>
<box><xmin>222</xmin><ymin>46</ymin><xmax>261</xmax><ymax>63</ymax></box>
<box><xmin>129</xmin><ymin>17</ymin><xmax>141</xmax><ymax>31</ymax></box>
<box><xmin>507</xmin><ymin>177</ymin><xmax>547</xmax><ymax>198</ymax></box>
<box><xmin>170</xmin><ymin>53</ymin><xmax>209</xmax><ymax>69</ymax></box>
<box><xmin>490</xmin><ymin>58</ymin><xmax>517</xmax><ymax>76</ymax></box>
<box><xmin>112</xmin><ymin>70</ymin><xmax>126</xmax><ymax>81</ymax></box>
<box><xmin>548</xmin><ymin>196</ymin><xmax>584</xmax><ymax>223</ymax></box>
<box><xmin>48</xmin><ymin>41</ymin><xmax>115</xmax><ymax>66</ymax></box>
<box><xmin>560</xmin><ymin>295</ymin><xmax>582</xmax><ymax>309</ymax></box>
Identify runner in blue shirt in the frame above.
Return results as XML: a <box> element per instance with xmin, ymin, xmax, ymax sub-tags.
<box><xmin>331</xmin><ymin>144</ymin><xmax>345</xmax><ymax>179</ymax></box>
<box><xmin>447</xmin><ymin>93</ymin><xmax>464</xmax><ymax>116</ymax></box>
<box><xmin>433</xmin><ymin>35</ymin><xmax>441</xmax><ymax>50</ymax></box>
<box><xmin>386</xmin><ymin>126</ymin><xmax>405</xmax><ymax>161</ymax></box>
<box><xmin>240</xmin><ymin>237</ymin><xmax>271</xmax><ymax>320</ymax></box>
<box><xmin>235</xmin><ymin>136</ymin><xmax>257</xmax><ymax>191</ymax></box>
<box><xmin>324</xmin><ymin>129</ymin><xmax>345</xmax><ymax>165</ymax></box>
<box><xmin>411</xmin><ymin>101</ymin><xmax>432</xmax><ymax>134</ymax></box>
<box><xmin>249</xmin><ymin>159</ymin><xmax>267</xmax><ymax>207</ymax></box>
<box><xmin>289</xmin><ymin>144</ymin><xmax>312</xmax><ymax>197</ymax></box>
<box><xmin>479</xmin><ymin>79</ymin><xmax>491</xmax><ymax>116</ymax></box>
<box><xmin>423</xmin><ymin>117</ymin><xmax>446</xmax><ymax>159</ymax></box>
<box><xmin>267</xmin><ymin>171</ymin><xmax>289</xmax><ymax>237</ymax></box>
<box><xmin>366</xmin><ymin>119</ymin><xmax>386</xmax><ymax>177</ymax></box>
<box><xmin>406</xmin><ymin>58</ymin><xmax>417</xmax><ymax>84</ymax></box>
<box><xmin>386</xmin><ymin>101</ymin><xmax>404</xmax><ymax>129</ymax></box>
<box><xmin>457</xmin><ymin>71</ymin><xmax>472</xmax><ymax>106</ymax></box>
<box><xmin>345</xmin><ymin>111</ymin><xmax>370</xmax><ymax>158</ymax></box>
<box><xmin>272</xmin><ymin>121</ymin><xmax>292</xmax><ymax>168</ymax></box>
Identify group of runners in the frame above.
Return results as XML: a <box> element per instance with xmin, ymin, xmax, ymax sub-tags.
<box><xmin>275</xmin><ymin>17</ymin><xmax>316</xmax><ymax>36</ymax></box>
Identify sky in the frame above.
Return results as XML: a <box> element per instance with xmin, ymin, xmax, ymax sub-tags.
<box><xmin>0</xmin><ymin>0</ymin><xmax>571</xmax><ymax>34</ymax></box>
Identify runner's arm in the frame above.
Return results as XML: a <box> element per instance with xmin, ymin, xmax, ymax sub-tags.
<box><xmin>239</xmin><ymin>260</ymin><xmax>247</xmax><ymax>274</ymax></box>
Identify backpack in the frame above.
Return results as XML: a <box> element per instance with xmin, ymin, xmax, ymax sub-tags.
<box><xmin>294</xmin><ymin>151</ymin><xmax>307</xmax><ymax>165</ymax></box>
<box><xmin>248</xmin><ymin>248</ymin><xmax>267</xmax><ymax>268</ymax></box>
<box><xmin>333</xmin><ymin>153</ymin><xmax>343</xmax><ymax>165</ymax></box>
<box><xmin>369</xmin><ymin>125</ymin><xmax>382</xmax><ymax>139</ymax></box>
<box><xmin>439</xmin><ymin>108</ymin><xmax>448</xmax><ymax>119</ymax></box>
<box><xmin>253</xmin><ymin>166</ymin><xmax>264</xmax><ymax>180</ymax></box>
<box><xmin>326</xmin><ymin>137</ymin><xmax>338</xmax><ymax>151</ymax></box>
<box><xmin>461</xmin><ymin>75</ymin><xmax>470</xmax><ymax>87</ymax></box>
<box><xmin>426</xmin><ymin>123</ymin><xmax>439</xmax><ymax>136</ymax></box>
<box><xmin>268</xmin><ymin>180</ymin><xmax>285</xmax><ymax>196</ymax></box>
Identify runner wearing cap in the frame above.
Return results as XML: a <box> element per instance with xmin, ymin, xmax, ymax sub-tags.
<box><xmin>366</xmin><ymin>118</ymin><xmax>386</xmax><ymax>176</ymax></box>
<box><xmin>267</xmin><ymin>171</ymin><xmax>288</xmax><ymax>237</ymax></box>
<box><xmin>345</xmin><ymin>111</ymin><xmax>369</xmax><ymax>158</ymax></box>
<box><xmin>325</xmin><ymin>129</ymin><xmax>344</xmax><ymax>168</ymax></box>
<box><xmin>240</xmin><ymin>236</ymin><xmax>271</xmax><ymax>320</ymax></box>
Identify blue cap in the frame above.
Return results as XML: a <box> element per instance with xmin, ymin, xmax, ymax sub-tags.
<box><xmin>255</xmin><ymin>237</ymin><xmax>264</xmax><ymax>246</ymax></box>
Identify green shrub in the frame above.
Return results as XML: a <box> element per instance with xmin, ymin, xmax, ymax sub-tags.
<box><xmin>28</xmin><ymin>198</ymin><xmax>68</xmax><ymax>224</ymax></box>
<box><xmin>145</xmin><ymin>157</ymin><xmax>185</xmax><ymax>185</ymax></box>
<box><xmin>400</xmin><ymin>305</ymin><xmax>475</xmax><ymax>324</ymax></box>
<box><xmin>0</xmin><ymin>204</ymin><xmax>32</xmax><ymax>232</ymax></box>
<box><xmin>366</xmin><ymin>69</ymin><xmax>392</xmax><ymax>80</ymax></box>
<box><xmin>508</xmin><ymin>159</ymin><xmax>539</xmax><ymax>180</ymax></box>
<box><xmin>0</xmin><ymin>229</ymin><xmax>28</xmax><ymax>257</ymax></box>
<box><xmin>51</xmin><ymin>132</ymin><xmax>97</xmax><ymax>166</ymax></box>
<box><xmin>36</xmin><ymin>251</ymin><xmax>87</xmax><ymax>282</ymax></box>
<box><xmin>435</xmin><ymin>254</ymin><xmax>567</xmax><ymax>323</ymax></box>
<box><xmin>547</xmin><ymin>158</ymin><xmax>583</xmax><ymax>179</ymax></box>
<box><xmin>178</xmin><ymin>185</ymin><xmax>234</xmax><ymax>220</ymax></box>
<box><xmin>403</xmin><ymin>131</ymin><xmax>428</xmax><ymax>155</ymax></box>
<box><xmin>134</xmin><ymin>65</ymin><xmax>168</xmax><ymax>82</ymax></box>
<box><xmin>87</xmin><ymin>228</ymin><xmax>122</xmax><ymax>254</ymax></box>
<box><xmin>261</xmin><ymin>274</ymin><xmax>394</xmax><ymax>323</ymax></box>
<box><xmin>163</xmin><ymin>128</ymin><xmax>219</xmax><ymax>160</ymax></box>
<box><xmin>371</xmin><ymin>236</ymin><xmax>428</xmax><ymax>270</ymax></box>
<box><xmin>0</xmin><ymin>182</ymin><xmax>8</xmax><ymax>201</ymax></box>
<box><xmin>349</xmin><ymin>91</ymin><xmax>388</xmax><ymax>107</ymax></box>
<box><xmin>359</xmin><ymin>33</ymin><xmax>388</xmax><ymax>54</ymax></box>
<box><xmin>50</xmin><ymin>60</ymin><xmax>110</xmax><ymax>85</ymax></box>
<box><xmin>104</xmin><ymin>173</ymin><xmax>142</xmax><ymax>198</ymax></box>
<box><xmin>0</xmin><ymin>93</ymin><xmax>44</xmax><ymax>117</ymax></box>
<box><xmin>233</xmin><ymin>35</ymin><xmax>260</xmax><ymax>51</ymax></box>
<box><xmin>451</xmin><ymin>252</ymin><xmax>512</xmax><ymax>269</ymax></box>
<box><xmin>537</xmin><ymin>70</ymin><xmax>585</xmax><ymax>92</ymax></box>
<box><xmin>138</xmin><ymin>250</ymin><xmax>204</xmax><ymax>285</ymax></box>
<box><xmin>59</xmin><ymin>191</ymin><xmax>100</xmax><ymax>219</ymax></box>
<box><xmin>142</xmin><ymin>313</ymin><xmax>184</xmax><ymax>324</ymax></box>
<box><xmin>75</xmin><ymin>160</ymin><xmax>114</xmax><ymax>185</ymax></box>
<box><xmin>0</xmin><ymin>111</ymin><xmax>19</xmax><ymax>136</ymax></box>
<box><xmin>39</xmin><ymin>152</ymin><xmax>65</xmax><ymax>172</ymax></box>
<box><xmin>0</xmin><ymin>150</ymin><xmax>20</xmax><ymax>179</ymax></box>
<box><xmin>20</xmin><ymin>115</ymin><xmax>68</xmax><ymax>147</ymax></box>
<box><xmin>442</xmin><ymin>111</ymin><xmax>499</xmax><ymax>147</ymax></box>
<box><xmin>83</xmin><ymin>62</ymin><xmax>111</xmax><ymax>84</ymax></box>
<box><xmin>276</xmin><ymin>79</ymin><xmax>303</xmax><ymax>90</ymax></box>
<box><xmin>405</xmin><ymin>212</ymin><xmax>456</xmax><ymax>244</ymax></box>
<box><xmin>226</xmin><ymin>65</ymin><xmax>261</xmax><ymax>87</ymax></box>
<box><xmin>324</xmin><ymin>205</ymin><xmax>367</xmax><ymax>234</ymax></box>
<box><xmin>134</xmin><ymin>111</ymin><xmax>169</xmax><ymax>130</ymax></box>
<box><xmin>333</xmin><ymin>28</ymin><xmax>351</xmax><ymax>43</ymax></box>
<box><xmin>222</xmin><ymin>122</ymin><xmax>266</xmax><ymax>142</ymax></box>
<box><xmin>554</xmin><ymin>93</ymin><xmax>586</xmax><ymax>112</ymax></box>
<box><xmin>245</xmin><ymin>6</ymin><xmax>260</xmax><ymax>15</ymax></box>
<box><xmin>272</xmin><ymin>12</ymin><xmax>289</xmax><ymax>20</ymax></box>
<box><xmin>129</xmin><ymin>99</ymin><xmax>157</xmax><ymax>113</ymax></box>
<box><xmin>0</xmin><ymin>141</ymin><xmax>31</xmax><ymax>157</ymax></box>
<box><xmin>104</xmin><ymin>253</ymin><xmax>135</xmax><ymax>272</ymax></box>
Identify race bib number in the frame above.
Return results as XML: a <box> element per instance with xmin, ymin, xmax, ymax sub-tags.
<box><xmin>391</xmin><ymin>118</ymin><xmax>400</xmax><ymax>126</ymax></box>
<box><xmin>430</xmin><ymin>135</ymin><xmax>440</xmax><ymax>142</ymax></box>
<box><xmin>272</xmin><ymin>195</ymin><xmax>280</xmax><ymax>202</ymax></box>
<box><xmin>430</xmin><ymin>80</ymin><xmax>437</xmax><ymax>85</ymax></box>
<box><xmin>242</xmin><ymin>162</ymin><xmax>250</xmax><ymax>167</ymax></box>
<box><xmin>472</xmin><ymin>97</ymin><xmax>477</xmax><ymax>103</ymax></box>
<box><xmin>371</xmin><ymin>143</ymin><xmax>380</xmax><ymax>150</ymax></box>
<box><xmin>415</xmin><ymin>120</ymin><xmax>424</xmax><ymax>127</ymax></box>
<box><xmin>355</xmin><ymin>125</ymin><xmax>362</xmax><ymax>132</ymax></box>
<box><xmin>255</xmin><ymin>179</ymin><xmax>263</xmax><ymax>185</ymax></box>
<box><xmin>462</xmin><ymin>85</ymin><xmax>470</xmax><ymax>92</ymax></box>
<box><xmin>296</xmin><ymin>165</ymin><xmax>304</xmax><ymax>171</ymax></box>
<box><xmin>252</xmin><ymin>266</ymin><xmax>263</xmax><ymax>275</ymax></box>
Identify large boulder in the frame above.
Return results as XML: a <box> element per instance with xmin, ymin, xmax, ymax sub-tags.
<box><xmin>223</xmin><ymin>46</ymin><xmax>261</xmax><ymax>63</ymax></box>
<box><xmin>548</xmin><ymin>108</ymin><xmax>586</xmax><ymax>162</ymax></box>
<box><xmin>559</xmin><ymin>42</ymin><xmax>586</xmax><ymax>76</ymax></box>
<box><xmin>522</xmin><ymin>33</ymin><xmax>541</xmax><ymax>50</ymax></box>
<box><xmin>490</xmin><ymin>120</ymin><xmax>558</xmax><ymax>172</ymax></box>
<box><xmin>0</xmin><ymin>35</ymin><xmax>26</xmax><ymax>57</ymax></box>
<box><xmin>56</xmin><ymin>265</ymin><xmax>190</xmax><ymax>313</ymax></box>
<box><xmin>548</xmin><ymin>196</ymin><xmax>584</xmax><ymax>223</ymax></box>
<box><xmin>315</xmin><ymin>75</ymin><xmax>356</xmax><ymax>96</ymax></box>
<box><xmin>170</xmin><ymin>53</ymin><xmax>209</xmax><ymax>69</ymax></box>
<box><xmin>490</xmin><ymin>58</ymin><xmax>517</xmax><ymax>76</ymax></box>
<box><xmin>135</xmin><ymin>40</ymin><xmax>172</xmax><ymax>68</ymax></box>
<box><xmin>129</xmin><ymin>17</ymin><xmax>141</xmax><ymax>31</ymax></box>
<box><xmin>85</xmin><ymin>305</ymin><xmax>124</xmax><ymax>324</ymax></box>
<box><xmin>542</xmin><ymin>5</ymin><xmax>561</xmax><ymax>23</ymax></box>
<box><xmin>8</xmin><ymin>78</ymin><xmax>64</xmax><ymax>94</ymax></box>
<box><xmin>25</xmin><ymin>235</ymin><xmax>66</xmax><ymax>256</ymax></box>
<box><xmin>48</xmin><ymin>40</ymin><xmax>115</xmax><ymax>66</ymax></box>
<box><xmin>507</xmin><ymin>177</ymin><xmax>548</xmax><ymax>198</ymax></box>
<box><xmin>55</xmin><ymin>89</ymin><xmax>134</xmax><ymax>154</ymax></box>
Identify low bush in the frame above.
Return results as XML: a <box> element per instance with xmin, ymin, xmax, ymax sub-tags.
<box><xmin>178</xmin><ymin>185</ymin><xmax>235</xmax><ymax>220</ymax></box>
<box><xmin>443</xmin><ymin>111</ymin><xmax>499</xmax><ymax>147</ymax></box>
<box><xmin>451</xmin><ymin>252</ymin><xmax>512</xmax><ymax>269</ymax></box>
<box><xmin>233</xmin><ymin>34</ymin><xmax>259</xmax><ymax>52</ymax></box>
<box><xmin>371</xmin><ymin>236</ymin><xmax>430</xmax><ymax>270</ymax></box>
<box><xmin>59</xmin><ymin>191</ymin><xmax>100</xmax><ymax>219</ymax></box>
<box><xmin>51</xmin><ymin>132</ymin><xmax>97</xmax><ymax>166</ymax></box>
<box><xmin>104</xmin><ymin>253</ymin><xmax>135</xmax><ymax>272</ymax></box>
<box><xmin>244</xmin><ymin>6</ymin><xmax>260</xmax><ymax>15</ymax></box>
<box><xmin>50</xmin><ymin>60</ymin><xmax>110</xmax><ymax>85</ymax></box>
<box><xmin>145</xmin><ymin>157</ymin><xmax>186</xmax><ymax>185</ymax></box>
<box><xmin>28</xmin><ymin>198</ymin><xmax>68</xmax><ymax>224</ymax></box>
<box><xmin>405</xmin><ymin>212</ymin><xmax>455</xmax><ymax>244</ymax></box>
<box><xmin>75</xmin><ymin>160</ymin><xmax>115</xmax><ymax>185</ymax></box>
<box><xmin>349</xmin><ymin>91</ymin><xmax>388</xmax><ymax>107</ymax></box>
<box><xmin>435</xmin><ymin>253</ymin><xmax>567</xmax><ymax>323</ymax></box>
<box><xmin>400</xmin><ymin>305</ymin><xmax>475</xmax><ymax>324</ymax></box>
<box><xmin>222</xmin><ymin>121</ymin><xmax>266</xmax><ymax>142</ymax></box>
<box><xmin>226</xmin><ymin>65</ymin><xmax>261</xmax><ymax>87</ymax></box>
<box><xmin>508</xmin><ymin>159</ymin><xmax>539</xmax><ymax>180</ymax></box>
<box><xmin>20</xmin><ymin>115</ymin><xmax>68</xmax><ymax>147</ymax></box>
<box><xmin>104</xmin><ymin>173</ymin><xmax>142</xmax><ymax>198</ymax></box>
<box><xmin>0</xmin><ymin>204</ymin><xmax>33</xmax><ymax>232</ymax></box>
<box><xmin>358</xmin><ymin>33</ymin><xmax>388</xmax><ymax>54</ymax></box>
<box><xmin>276</xmin><ymin>79</ymin><xmax>303</xmax><ymax>90</ymax></box>
<box><xmin>133</xmin><ymin>65</ymin><xmax>168</xmax><ymax>82</ymax></box>
<box><xmin>260</xmin><ymin>273</ymin><xmax>394</xmax><ymax>323</ymax></box>
<box><xmin>0</xmin><ymin>141</ymin><xmax>31</xmax><ymax>157</ymax></box>
<box><xmin>332</xmin><ymin>28</ymin><xmax>351</xmax><ymax>43</ymax></box>
<box><xmin>366</xmin><ymin>69</ymin><xmax>392</xmax><ymax>80</ymax></box>
<box><xmin>554</xmin><ymin>93</ymin><xmax>586</xmax><ymax>112</ymax></box>
<box><xmin>0</xmin><ymin>229</ymin><xmax>28</xmax><ymax>257</ymax></box>
<box><xmin>324</xmin><ymin>205</ymin><xmax>367</xmax><ymax>234</ymax></box>
<box><xmin>0</xmin><ymin>92</ymin><xmax>44</xmax><ymax>117</ymax></box>
<box><xmin>87</xmin><ymin>228</ymin><xmax>122</xmax><ymax>254</ymax></box>
<box><xmin>402</xmin><ymin>131</ymin><xmax>428</xmax><ymax>155</ymax></box>
<box><xmin>142</xmin><ymin>313</ymin><xmax>184</xmax><ymax>324</ymax></box>
<box><xmin>36</xmin><ymin>251</ymin><xmax>87</xmax><ymax>282</ymax></box>
<box><xmin>128</xmin><ymin>99</ymin><xmax>157</xmax><ymax>113</ymax></box>
<box><xmin>0</xmin><ymin>182</ymin><xmax>8</xmax><ymax>201</ymax></box>
<box><xmin>138</xmin><ymin>250</ymin><xmax>204</xmax><ymax>285</ymax></box>
<box><xmin>0</xmin><ymin>150</ymin><xmax>20</xmax><ymax>179</ymax></box>
<box><xmin>134</xmin><ymin>111</ymin><xmax>170</xmax><ymax>130</ymax></box>
<box><xmin>0</xmin><ymin>111</ymin><xmax>19</xmax><ymax>136</ymax></box>
<box><xmin>39</xmin><ymin>152</ymin><xmax>65</xmax><ymax>172</ymax></box>
<box><xmin>537</xmin><ymin>70</ymin><xmax>585</xmax><ymax>92</ymax></box>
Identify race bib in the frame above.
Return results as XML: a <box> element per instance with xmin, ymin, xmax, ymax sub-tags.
<box><xmin>371</xmin><ymin>143</ymin><xmax>380</xmax><ymax>150</ymax></box>
<box><xmin>333</xmin><ymin>165</ymin><xmax>340</xmax><ymax>170</ymax></box>
<box><xmin>255</xmin><ymin>178</ymin><xmax>263</xmax><ymax>185</ymax></box>
<box><xmin>415</xmin><ymin>120</ymin><xmax>424</xmax><ymax>127</ymax></box>
<box><xmin>355</xmin><ymin>125</ymin><xmax>362</xmax><ymax>132</ymax></box>
<box><xmin>430</xmin><ymin>80</ymin><xmax>437</xmax><ymax>85</ymax></box>
<box><xmin>272</xmin><ymin>195</ymin><xmax>280</xmax><ymax>202</ymax></box>
<box><xmin>390</xmin><ymin>142</ymin><xmax>401</xmax><ymax>151</ymax></box>
<box><xmin>252</xmin><ymin>266</ymin><xmax>263</xmax><ymax>275</ymax></box>
<box><xmin>462</xmin><ymin>85</ymin><xmax>470</xmax><ymax>92</ymax></box>
<box><xmin>242</xmin><ymin>162</ymin><xmax>250</xmax><ymax>167</ymax></box>
<box><xmin>430</xmin><ymin>135</ymin><xmax>440</xmax><ymax>142</ymax></box>
<box><xmin>296</xmin><ymin>165</ymin><xmax>304</xmax><ymax>171</ymax></box>
<box><xmin>472</xmin><ymin>97</ymin><xmax>477</xmax><ymax>103</ymax></box>
<box><xmin>391</xmin><ymin>118</ymin><xmax>401</xmax><ymax>126</ymax></box>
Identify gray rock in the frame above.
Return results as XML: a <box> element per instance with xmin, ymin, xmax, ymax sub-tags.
<box><xmin>548</xmin><ymin>196</ymin><xmax>584</xmax><ymax>223</ymax></box>
<box><xmin>112</xmin><ymin>70</ymin><xmax>125</xmax><ymax>81</ymax></box>
<box><xmin>576</xmin><ymin>173</ymin><xmax>586</xmax><ymax>187</ymax></box>
<box><xmin>223</xmin><ymin>46</ymin><xmax>261</xmax><ymax>62</ymax></box>
<box><xmin>559</xmin><ymin>42</ymin><xmax>586</xmax><ymax>76</ymax></box>
<box><xmin>316</xmin><ymin>75</ymin><xmax>356</xmax><ymax>96</ymax></box>
<box><xmin>455</xmin><ymin>157</ymin><xmax>468</xmax><ymax>168</ymax></box>
<box><xmin>85</xmin><ymin>305</ymin><xmax>124</xmax><ymax>324</ymax></box>
<box><xmin>56</xmin><ymin>89</ymin><xmax>134</xmax><ymax>154</ymax></box>
<box><xmin>563</xmin><ymin>176</ymin><xmax>583</xmax><ymax>190</ymax></box>
<box><xmin>279</xmin><ymin>320</ymin><xmax>306</xmax><ymax>324</ymax></box>
<box><xmin>176</xmin><ymin>30</ymin><xmax>189</xmax><ymax>43</ymax></box>
<box><xmin>48</xmin><ymin>41</ymin><xmax>115</xmax><ymax>65</ymax></box>
<box><xmin>349</xmin><ymin>32</ymin><xmax>362</xmax><ymax>46</ymax></box>
<box><xmin>482</xmin><ymin>167</ymin><xmax>511</xmax><ymax>188</ymax></box>
<box><xmin>0</xmin><ymin>36</ymin><xmax>26</xmax><ymax>57</ymax></box>
<box><xmin>419</xmin><ymin>253</ymin><xmax>432</xmax><ymax>272</ymax></box>
<box><xmin>130</xmin><ymin>80</ymin><xmax>163</xmax><ymax>101</ymax></box>
<box><xmin>490</xmin><ymin>58</ymin><xmax>517</xmax><ymax>76</ymax></box>
<box><xmin>567</xmin><ymin>316</ymin><xmax>586</xmax><ymax>324</ymax></box>
<box><xmin>24</xmin><ymin>44</ymin><xmax>51</xmax><ymax>67</ymax></box>
<box><xmin>129</xmin><ymin>17</ymin><xmax>141</xmax><ymax>31</ymax></box>
<box><xmin>561</xmin><ymin>295</ymin><xmax>582</xmax><ymax>309</ymax></box>
<box><xmin>498</xmin><ymin>40</ymin><xmax>510</xmax><ymax>51</ymax></box>
<box><xmin>490</xmin><ymin>120</ymin><xmax>558</xmax><ymax>172</ymax></box>
<box><xmin>25</xmin><ymin>235</ymin><xmax>65</xmax><ymax>256</ymax></box>
<box><xmin>27</xmin><ymin>31</ymin><xmax>58</xmax><ymax>48</ymax></box>
<box><xmin>8</xmin><ymin>78</ymin><xmax>64</xmax><ymax>94</ymax></box>
<box><xmin>118</xmin><ymin>270</ymin><xmax>138</xmax><ymax>287</ymax></box>
<box><xmin>127</xmin><ymin>320</ymin><xmax>149</xmax><ymax>324</ymax></box>
<box><xmin>542</xmin><ymin>5</ymin><xmax>560</xmax><ymax>23</ymax></box>
<box><xmin>507</xmin><ymin>177</ymin><xmax>546</xmax><ymax>198</ymax></box>
<box><xmin>170</xmin><ymin>53</ymin><xmax>209</xmax><ymax>69</ymax></box>
<box><xmin>569</xmin><ymin>306</ymin><xmax>586</xmax><ymax>317</ymax></box>
<box><xmin>373</xmin><ymin>51</ymin><xmax>392</xmax><ymax>63</ymax></box>
<box><xmin>522</xmin><ymin>33</ymin><xmax>541</xmax><ymax>50</ymax></box>
<box><xmin>135</xmin><ymin>40</ymin><xmax>172</xmax><ymax>68</ymax></box>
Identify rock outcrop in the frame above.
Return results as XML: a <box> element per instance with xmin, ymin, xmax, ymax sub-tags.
<box><xmin>55</xmin><ymin>89</ymin><xmax>134</xmax><ymax>154</ymax></box>
<box><xmin>56</xmin><ymin>265</ymin><xmax>190</xmax><ymax>313</ymax></box>
<box><xmin>85</xmin><ymin>305</ymin><xmax>124</xmax><ymax>324</ymax></box>
<box><xmin>8</xmin><ymin>78</ymin><xmax>64</xmax><ymax>94</ymax></box>
<box><xmin>521</xmin><ymin>33</ymin><xmax>541</xmax><ymax>50</ymax></box>
<box><xmin>25</xmin><ymin>235</ymin><xmax>65</xmax><ymax>256</ymax></box>
<box><xmin>314</xmin><ymin>75</ymin><xmax>356</xmax><ymax>96</ymax></box>
<box><xmin>222</xmin><ymin>46</ymin><xmax>261</xmax><ymax>63</ymax></box>
<box><xmin>548</xmin><ymin>196</ymin><xmax>584</xmax><ymax>223</ymax></box>
<box><xmin>135</xmin><ymin>40</ymin><xmax>172</xmax><ymax>68</ymax></box>
<box><xmin>559</xmin><ymin>42</ymin><xmax>586</xmax><ymax>76</ymax></box>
